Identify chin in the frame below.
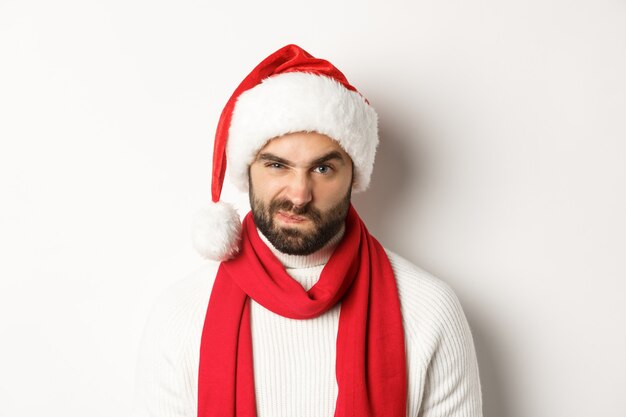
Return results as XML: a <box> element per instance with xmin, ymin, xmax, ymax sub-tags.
<box><xmin>274</xmin><ymin>223</ymin><xmax>314</xmax><ymax>236</ymax></box>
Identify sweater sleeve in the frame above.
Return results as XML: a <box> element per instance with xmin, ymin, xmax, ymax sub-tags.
<box><xmin>132</xmin><ymin>264</ymin><xmax>217</xmax><ymax>417</ymax></box>
<box><xmin>417</xmin><ymin>281</ymin><xmax>483</xmax><ymax>417</ymax></box>
<box><xmin>385</xmin><ymin>250</ymin><xmax>482</xmax><ymax>417</ymax></box>
<box><xmin>131</xmin><ymin>298</ymin><xmax>196</xmax><ymax>417</ymax></box>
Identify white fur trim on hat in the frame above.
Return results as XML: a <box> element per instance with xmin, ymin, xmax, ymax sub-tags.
<box><xmin>226</xmin><ymin>72</ymin><xmax>379</xmax><ymax>193</ymax></box>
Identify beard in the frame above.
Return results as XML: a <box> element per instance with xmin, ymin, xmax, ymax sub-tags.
<box><xmin>249</xmin><ymin>185</ymin><xmax>352</xmax><ymax>256</ymax></box>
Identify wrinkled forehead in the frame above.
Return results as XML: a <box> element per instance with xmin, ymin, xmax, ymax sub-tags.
<box><xmin>255</xmin><ymin>131</ymin><xmax>353</xmax><ymax>165</ymax></box>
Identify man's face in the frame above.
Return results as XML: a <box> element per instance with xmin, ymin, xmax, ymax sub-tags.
<box><xmin>248</xmin><ymin>131</ymin><xmax>354</xmax><ymax>255</ymax></box>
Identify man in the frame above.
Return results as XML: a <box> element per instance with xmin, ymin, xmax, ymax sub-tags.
<box><xmin>133</xmin><ymin>44</ymin><xmax>483</xmax><ymax>417</ymax></box>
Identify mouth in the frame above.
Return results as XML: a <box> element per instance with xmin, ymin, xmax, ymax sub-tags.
<box><xmin>276</xmin><ymin>211</ymin><xmax>309</xmax><ymax>224</ymax></box>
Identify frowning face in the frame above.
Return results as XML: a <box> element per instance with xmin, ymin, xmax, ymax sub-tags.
<box><xmin>248</xmin><ymin>131</ymin><xmax>354</xmax><ymax>255</ymax></box>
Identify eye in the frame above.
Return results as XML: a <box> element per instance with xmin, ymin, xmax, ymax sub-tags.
<box><xmin>265</xmin><ymin>162</ymin><xmax>284</xmax><ymax>169</ymax></box>
<box><xmin>313</xmin><ymin>165</ymin><xmax>332</xmax><ymax>174</ymax></box>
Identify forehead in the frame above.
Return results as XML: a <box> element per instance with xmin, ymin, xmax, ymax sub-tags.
<box><xmin>256</xmin><ymin>131</ymin><xmax>351</xmax><ymax>162</ymax></box>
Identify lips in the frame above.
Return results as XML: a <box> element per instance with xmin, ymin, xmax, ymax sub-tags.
<box><xmin>276</xmin><ymin>211</ymin><xmax>308</xmax><ymax>223</ymax></box>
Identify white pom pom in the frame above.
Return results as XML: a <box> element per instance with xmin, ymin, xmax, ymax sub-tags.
<box><xmin>191</xmin><ymin>201</ymin><xmax>242</xmax><ymax>261</ymax></box>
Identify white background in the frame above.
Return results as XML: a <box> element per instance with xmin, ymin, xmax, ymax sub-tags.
<box><xmin>1</xmin><ymin>1</ymin><xmax>625</xmax><ymax>416</ymax></box>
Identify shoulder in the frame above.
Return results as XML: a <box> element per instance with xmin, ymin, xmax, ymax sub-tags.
<box><xmin>149</xmin><ymin>261</ymin><xmax>219</xmax><ymax>322</ymax></box>
<box><xmin>140</xmin><ymin>261</ymin><xmax>219</xmax><ymax>361</ymax></box>
<box><xmin>383</xmin><ymin>248</ymin><xmax>474</xmax><ymax>357</ymax></box>
<box><xmin>384</xmin><ymin>248</ymin><xmax>463</xmax><ymax>314</ymax></box>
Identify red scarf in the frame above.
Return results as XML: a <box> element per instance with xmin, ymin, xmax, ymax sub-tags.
<box><xmin>198</xmin><ymin>204</ymin><xmax>407</xmax><ymax>416</ymax></box>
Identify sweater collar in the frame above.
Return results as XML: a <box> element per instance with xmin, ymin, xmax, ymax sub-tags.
<box><xmin>256</xmin><ymin>225</ymin><xmax>346</xmax><ymax>269</ymax></box>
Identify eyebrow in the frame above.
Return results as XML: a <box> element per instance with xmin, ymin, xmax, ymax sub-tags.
<box><xmin>257</xmin><ymin>151</ymin><xmax>347</xmax><ymax>167</ymax></box>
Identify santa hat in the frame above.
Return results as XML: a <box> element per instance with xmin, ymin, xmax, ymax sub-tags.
<box><xmin>192</xmin><ymin>44</ymin><xmax>379</xmax><ymax>261</ymax></box>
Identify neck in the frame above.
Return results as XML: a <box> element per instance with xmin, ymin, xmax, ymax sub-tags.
<box><xmin>257</xmin><ymin>225</ymin><xmax>346</xmax><ymax>269</ymax></box>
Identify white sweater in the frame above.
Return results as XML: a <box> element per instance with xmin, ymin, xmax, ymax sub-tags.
<box><xmin>132</xmin><ymin>229</ymin><xmax>482</xmax><ymax>417</ymax></box>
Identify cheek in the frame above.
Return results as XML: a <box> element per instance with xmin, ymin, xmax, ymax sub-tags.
<box><xmin>313</xmin><ymin>178</ymin><xmax>351</xmax><ymax>207</ymax></box>
<box><xmin>250</xmin><ymin>169</ymin><xmax>282</xmax><ymax>201</ymax></box>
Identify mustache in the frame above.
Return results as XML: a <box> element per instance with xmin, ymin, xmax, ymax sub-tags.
<box><xmin>269</xmin><ymin>199</ymin><xmax>323</xmax><ymax>223</ymax></box>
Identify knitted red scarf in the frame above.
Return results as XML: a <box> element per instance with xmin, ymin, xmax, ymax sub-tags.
<box><xmin>198</xmin><ymin>204</ymin><xmax>407</xmax><ymax>416</ymax></box>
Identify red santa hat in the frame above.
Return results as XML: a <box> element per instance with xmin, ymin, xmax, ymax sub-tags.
<box><xmin>192</xmin><ymin>44</ymin><xmax>379</xmax><ymax>261</ymax></box>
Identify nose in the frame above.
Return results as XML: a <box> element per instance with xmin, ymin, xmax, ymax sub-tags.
<box><xmin>285</xmin><ymin>171</ymin><xmax>313</xmax><ymax>208</ymax></box>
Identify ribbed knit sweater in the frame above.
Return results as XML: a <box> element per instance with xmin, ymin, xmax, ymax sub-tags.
<box><xmin>132</xmin><ymin>227</ymin><xmax>482</xmax><ymax>417</ymax></box>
